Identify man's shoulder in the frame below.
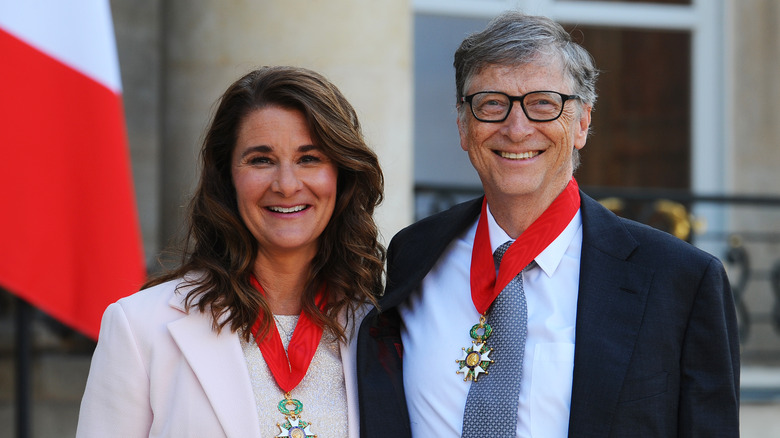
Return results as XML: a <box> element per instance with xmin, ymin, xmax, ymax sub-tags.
<box><xmin>596</xmin><ymin>209</ymin><xmax>720</xmax><ymax>276</ymax></box>
<box><xmin>393</xmin><ymin>197</ymin><xmax>482</xmax><ymax>244</ymax></box>
<box><xmin>383</xmin><ymin>197</ymin><xmax>482</xmax><ymax>297</ymax></box>
<box><xmin>621</xmin><ymin>216</ymin><xmax>718</xmax><ymax>261</ymax></box>
<box><xmin>580</xmin><ymin>193</ymin><xmax>720</xmax><ymax>266</ymax></box>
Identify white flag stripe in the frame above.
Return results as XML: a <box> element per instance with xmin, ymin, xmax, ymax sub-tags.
<box><xmin>0</xmin><ymin>0</ymin><xmax>122</xmax><ymax>93</ymax></box>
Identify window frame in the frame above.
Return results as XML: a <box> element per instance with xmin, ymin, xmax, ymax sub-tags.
<box><xmin>413</xmin><ymin>0</ymin><xmax>727</xmax><ymax>230</ymax></box>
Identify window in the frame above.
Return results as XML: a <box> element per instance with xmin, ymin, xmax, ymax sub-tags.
<box><xmin>413</xmin><ymin>0</ymin><xmax>725</xmax><ymax>212</ymax></box>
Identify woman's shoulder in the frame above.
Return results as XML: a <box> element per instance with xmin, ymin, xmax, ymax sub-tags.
<box><xmin>339</xmin><ymin>301</ymin><xmax>373</xmax><ymax>342</ymax></box>
<box><xmin>96</xmin><ymin>274</ymin><xmax>212</xmax><ymax>349</ymax></box>
<box><xmin>118</xmin><ymin>277</ymin><xmax>183</xmax><ymax>308</ymax></box>
<box><xmin>112</xmin><ymin>273</ymin><xmax>204</xmax><ymax>323</ymax></box>
<box><xmin>353</xmin><ymin>301</ymin><xmax>373</xmax><ymax>324</ymax></box>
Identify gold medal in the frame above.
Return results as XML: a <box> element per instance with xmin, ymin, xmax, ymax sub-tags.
<box><xmin>276</xmin><ymin>393</ymin><xmax>316</xmax><ymax>438</ymax></box>
<box><xmin>456</xmin><ymin>316</ymin><xmax>494</xmax><ymax>381</ymax></box>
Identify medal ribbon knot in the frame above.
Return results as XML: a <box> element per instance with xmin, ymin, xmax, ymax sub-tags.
<box><xmin>249</xmin><ymin>275</ymin><xmax>327</xmax><ymax>393</ymax></box>
<box><xmin>470</xmin><ymin>178</ymin><xmax>581</xmax><ymax>314</ymax></box>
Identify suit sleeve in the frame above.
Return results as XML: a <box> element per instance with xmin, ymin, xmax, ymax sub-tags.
<box><xmin>678</xmin><ymin>257</ymin><xmax>740</xmax><ymax>437</ymax></box>
<box><xmin>76</xmin><ymin>302</ymin><xmax>152</xmax><ymax>437</ymax></box>
<box><xmin>356</xmin><ymin>235</ymin><xmax>413</xmax><ymax>438</ymax></box>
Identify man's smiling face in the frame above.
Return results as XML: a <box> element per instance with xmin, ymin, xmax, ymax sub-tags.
<box><xmin>457</xmin><ymin>60</ymin><xmax>591</xmax><ymax>208</ymax></box>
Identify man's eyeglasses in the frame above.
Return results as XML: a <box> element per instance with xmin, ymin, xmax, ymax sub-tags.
<box><xmin>460</xmin><ymin>90</ymin><xmax>582</xmax><ymax>123</ymax></box>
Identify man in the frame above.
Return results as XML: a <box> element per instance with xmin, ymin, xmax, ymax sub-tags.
<box><xmin>357</xmin><ymin>11</ymin><xmax>739</xmax><ymax>438</ymax></box>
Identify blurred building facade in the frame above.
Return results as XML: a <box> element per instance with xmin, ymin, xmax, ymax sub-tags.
<box><xmin>2</xmin><ymin>0</ymin><xmax>780</xmax><ymax>436</ymax></box>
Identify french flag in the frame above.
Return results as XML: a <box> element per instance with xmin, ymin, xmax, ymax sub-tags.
<box><xmin>0</xmin><ymin>1</ymin><xmax>146</xmax><ymax>340</ymax></box>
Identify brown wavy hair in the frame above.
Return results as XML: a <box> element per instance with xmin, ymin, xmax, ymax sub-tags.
<box><xmin>145</xmin><ymin>66</ymin><xmax>385</xmax><ymax>342</ymax></box>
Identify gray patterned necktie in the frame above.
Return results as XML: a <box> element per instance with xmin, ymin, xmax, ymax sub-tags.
<box><xmin>462</xmin><ymin>240</ymin><xmax>528</xmax><ymax>437</ymax></box>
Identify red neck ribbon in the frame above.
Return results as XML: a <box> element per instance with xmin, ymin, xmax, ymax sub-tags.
<box><xmin>249</xmin><ymin>275</ymin><xmax>327</xmax><ymax>393</ymax></box>
<box><xmin>470</xmin><ymin>178</ymin><xmax>581</xmax><ymax>314</ymax></box>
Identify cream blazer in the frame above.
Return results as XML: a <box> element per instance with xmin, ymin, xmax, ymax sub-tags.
<box><xmin>76</xmin><ymin>277</ymin><xmax>368</xmax><ymax>438</ymax></box>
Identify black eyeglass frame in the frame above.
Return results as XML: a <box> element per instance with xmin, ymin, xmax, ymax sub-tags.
<box><xmin>460</xmin><ymin>90</ymin><xmax>582</xmax><ymax>123</ymax></box>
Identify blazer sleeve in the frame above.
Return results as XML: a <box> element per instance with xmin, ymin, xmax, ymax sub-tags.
<box><xmin>678</xmin><ymin>257</ymin><xmax>740</xmax><ymax>437</ymax></box>
<box><xmin>76</xmin><ymin>302</ymin><xmax>153</xmax><ymax>437</ymax></box>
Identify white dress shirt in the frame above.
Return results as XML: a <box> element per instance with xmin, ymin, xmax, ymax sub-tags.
<box><xmin>399</xmin><ymin>204</ymin><xmax>582</xmax><ymax>437</ymax></box>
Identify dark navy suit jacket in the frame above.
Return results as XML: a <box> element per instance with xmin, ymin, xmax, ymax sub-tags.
<box><xmin>357</xmin><ymin>192</ymin><xmax>740</xmax><ymax>437</ymax></box>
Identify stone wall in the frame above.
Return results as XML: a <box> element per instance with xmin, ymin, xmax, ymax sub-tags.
<box><xmin>727</xmin><ymin>0</ymin><xmax>780</xmax><ymax>365</ymax></box>
<box><xmin>113</xmin><ymin>0</ymin><xmax>414</xmax><ymax>269</ymax></box>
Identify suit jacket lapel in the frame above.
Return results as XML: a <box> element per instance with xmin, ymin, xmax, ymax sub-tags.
<box><xmin>380</xmin><ymin>197</ymin><xmax>484</xmax><ymax>310</ymax></box>
<box><xmin>167</xmin><ymin>292</ymin><xmax>260</xmax><ymax>438</ymax></box>
<box><xmin>358</xmin><ymin>197</ymin><xmax>483</xmax><ymax>437</ymax></box>
<box><xmin>568</xmin><ymin>194</ymin><xmax>655</xmax><ymax>436</ymax></box>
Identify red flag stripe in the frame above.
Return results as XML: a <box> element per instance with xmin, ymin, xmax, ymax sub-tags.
<box><xmin>0</xmin><ymin>28</ymin><xmax>145</xmax><ymax>339</ymax></box>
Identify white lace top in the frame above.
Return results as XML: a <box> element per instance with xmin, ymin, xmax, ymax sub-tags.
<box><xmin>240</xmin><ymin>314</ymin><xmax>349</xmax><ymax>437</ymax></box>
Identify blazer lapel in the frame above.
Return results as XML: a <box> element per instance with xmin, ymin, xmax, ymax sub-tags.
<box><xmin>568</xmin><ymin>194</ymin><xmax>654</xmax><ymax>437</ymax></box>
<box><xmin>167</xmin><ymin>292</ymin><xmax>260</xmax><ymax>438</ymax></box>
<box><xmin>341</xmin><ymin>304</ymin><xmax>371</xmax><ymax>438</ymax></box>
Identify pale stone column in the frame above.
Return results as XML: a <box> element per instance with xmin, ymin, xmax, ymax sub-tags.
<box><xmin>159</xmin><ymin>0</ymin><xmax>414</xmax><ymax>249</ymax></box>
<box><xmin>111</xmin><ymin>0</ymin><xmax>164</xmax><ymax>266</ymax></box>
<box><xmin>729</xmin><ymin>0</ymin><xmax>780</xmax><ymax>196</ymax></box>
<box><xmin>726</xmin><ymin>0</ymin><xmax>780</xmax><ymax>364</ymax></box>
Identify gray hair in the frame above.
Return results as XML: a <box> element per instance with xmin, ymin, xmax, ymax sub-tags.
<box><xmin>454</xmin><ymin>11</ymin><xmax>599</xmax><ymax>170</ymax></box>
<box><xmin>454</xmin><ymin>11</ymin><xmax>599</xmax><ymax>107</ymax></box>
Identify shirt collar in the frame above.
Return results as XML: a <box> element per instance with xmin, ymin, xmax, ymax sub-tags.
<box><xmin>485</xmin><ymin>203</ymin><xmax>582</xmax><ymax>277</ymax></box>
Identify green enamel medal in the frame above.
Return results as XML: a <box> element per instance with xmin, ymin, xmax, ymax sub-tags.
<box><xmin>456</xmin><ymin>316</ymin><xmax>494</xmax><ymax>382</ymax></box>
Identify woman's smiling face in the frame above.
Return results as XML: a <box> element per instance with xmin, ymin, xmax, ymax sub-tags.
<box><xmin>231</xmin><ymin>105</ymin><xmax>338</xmax><ymax>258</ymax></box>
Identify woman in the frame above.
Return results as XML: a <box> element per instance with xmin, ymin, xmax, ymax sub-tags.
<box><xmin>76</xmin><ymin>66</ymin><xmax>385</xmax><ymax>437</ymax></box>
